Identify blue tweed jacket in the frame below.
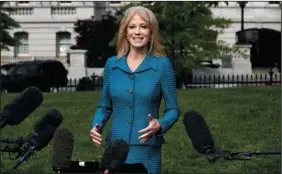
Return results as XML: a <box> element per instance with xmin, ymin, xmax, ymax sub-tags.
<box><xmin>91</xmin><ymin>52</ymin><xmax>180</xmax><ymax>146</ymax></box>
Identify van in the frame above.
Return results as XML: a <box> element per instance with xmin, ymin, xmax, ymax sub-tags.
<box><xmin>1</xmin><ymin>60</ymin><xmax>68</xmax><ymax>92</ymax></box>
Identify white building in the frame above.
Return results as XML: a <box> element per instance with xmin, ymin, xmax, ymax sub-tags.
<box><xmin>200</xmin><ymin>1</ymin><xmax>281</xmax><ymax>75</ymax></box>
<box><xmin>1</xmin><ymin>1</ymin><xmax>109</xmax><ymax>61</ymax></box>
<box><xmin>1</xmin><ymin>1</ymin><xmax>281</xmax><ymax>77</ymax></box>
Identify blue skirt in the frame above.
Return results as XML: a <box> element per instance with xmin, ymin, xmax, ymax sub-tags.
<box><xmin>125</xmin><ymin>145</ymin><xmax>162</xmax><ymax>174</ymax></box>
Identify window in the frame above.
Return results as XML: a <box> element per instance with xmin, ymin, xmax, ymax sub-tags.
<box><xmin>268</xmin><ymin>2</ymin><xmax>280</xmax><ymax>8</ymax></box>
<box><xmin>59</xmin><ymin>1</ymin><xmax>71</xmax><ymax>4</ymax></box>
<box><xmin>14</xmin><ymin>32</ymin><xmax>29</xmax><ymax>56</ymax></box>
<box><xmin>17</xmin><ymin>1</ymin><xmax>30</xmax><ymax>6</ymax></box>
<box><xmin>56</xmin><ymin>32</ymin><xmax>71</xmax><ymax>57</ymax></box>
<box><xmin>221</xmin><ymin>52</ymin><xmax>233</xmax><ymax>68</ymax></box>
<box><xmin>14</xmin><ymin>66</ymin><xmax>27</xmax><ymax>78</ymax></box>
<box><xmin>18</xmin><ymin>1</ymin><xmax>29</xmax><ymax>4</ymax></box>
<box><xmin>269</xmin><ymin>1</ymin><xmax>280</xmax><ymax>4</ymax></box>
<box><xmin>110</xmin><ymin>1</ymin><xmax>121</xmax><ymax>4</ymax></box>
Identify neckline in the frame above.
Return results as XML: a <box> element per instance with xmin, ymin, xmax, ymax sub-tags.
<box><xmin>125</xmin><ymin>53</ymin><xmax>148</xmax><ymax>73</ymax></box>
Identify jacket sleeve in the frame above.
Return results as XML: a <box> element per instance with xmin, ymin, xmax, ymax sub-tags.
<box><xmin>157</xmin><ymin>58</ymin><xmax>180</xmax><ymax>134</ymax></box>
<box><xmin>91</xmin><ymin>58</ymin><xmax>113</xmax><ymax>131</ymax></box>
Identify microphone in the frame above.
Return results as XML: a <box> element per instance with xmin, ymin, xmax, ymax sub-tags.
<box><xmin>23</xmin><ymin>108</ymin><xmax>63</xmax><ymax>145</ymax></box>
<box><xmin>33</xmin><ymin>109</ymin><xmax>63</xmax><ymax>133</ymax></box>
<box><xmin>1</xmin><ymin>109</ymin><xmax>63</xmax><ymax>158</ymax></box>
<box><xmin>12</xmin><ymin>125</ymin><xmax>58</xmax><ymax>170</ymax></box>
<box><xmin>183</xmin><ymin>110</ymin><xmax>281</xmax><ymax>163</ymax></box>
<box><xmin>183</xmin><ymin>110</ymin><xmax>215</xmax><ymax>155</ymax></box>
<box><xmin>100</xmin><ymin>139</ymin><xmax>130</xmax><ymax>174</ymax></box>
<box><xmin>0</xmin><ymin>86</ymin><xmax>43</xmax><ymax>129</ymax></box>
<box><xmin>51</xmin><ymin>133</ymin><xmax>142</xmax><ymax>174</ymax></box>
<box><xmin>52</xmin><ymin>128</ymin><xmax>74</xmax><ymax>173</ymax></box>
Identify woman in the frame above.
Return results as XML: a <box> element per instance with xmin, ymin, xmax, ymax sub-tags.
<box><xmin>90</xmin><ymin>6</ymin><xmax>180</xmax><ymax>174</ymax></box>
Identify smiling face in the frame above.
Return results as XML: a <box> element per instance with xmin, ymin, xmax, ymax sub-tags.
<box><xmin>126</xmin><ymin>14</ymin><xmax>151</xmax><ymax>50</ymax></box>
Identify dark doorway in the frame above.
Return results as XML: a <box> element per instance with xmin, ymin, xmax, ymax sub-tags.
<box><xmin>236</xmin><ymin>28</ymin><xmax>281</xmax><ymax>71</ymax></box>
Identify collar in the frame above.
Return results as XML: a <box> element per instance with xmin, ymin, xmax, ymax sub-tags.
<box><xmin>112</xmin><ymin>52</ymin><xmax>158</xmax><ymax>73</ymax></box>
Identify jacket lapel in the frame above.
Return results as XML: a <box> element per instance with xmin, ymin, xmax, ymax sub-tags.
<box><xmin>112</xmin><ymin>55</ymin><xmax>132</xmax><ymax>74</ymax></box>
<box><xmin>112</xmin><ymin>52</ymin><xmax>158</xmax><ymax>74</ymax></box>
<box><xmin>134</xmin><ymin>52</ymin><xmax>158</xmax><ymax>73</ymax></box>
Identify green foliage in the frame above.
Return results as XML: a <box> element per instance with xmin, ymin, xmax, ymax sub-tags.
<box><xmin>71</xmin><ymin>12</ymin><xmax>118</xmax><ymax>67</ymax></box>
<box><xmin>112</xmin><ymin>2</ymin><xmax>237</xmax><ymax>80</ymax></box>
<box><xmin>0</xmin><ymin>87</ymin><xmax>280</xmax><ymax>173</ymax></box>
<box><xmin>0</xmin><ymin>1</ymin><xmax>20</xmax><ymax>51</ymax></box>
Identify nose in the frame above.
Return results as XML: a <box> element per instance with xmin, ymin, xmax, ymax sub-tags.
<box><xmin>134</xmin><ymin>26</ymin><xmax>141</xmax><ymax>35</ymax></box>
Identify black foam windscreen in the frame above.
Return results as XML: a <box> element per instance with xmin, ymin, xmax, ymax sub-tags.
<box><xmin>52</xmin><ymin>128</ymin><xmax>74</xmax><ymax>171</ymax></box>
<box><xmin>33</xmin><ymin>109</ymin><xmax>63</xmax><ymax>133</ymax></box>
<box><xmin>30</xmin><ymin>125</ymin><xmax>58</xmax><ymax>150</ymax></box>
<box><xmin>1</xmin><ymin>86</ymin><xmax>43</xmax><ymax>125</ymax></box>
<box><xmin>100</xmin><ymin>139</ymin><xmax>129</xmax><ymax>173</ymax></box>
<box><xmin>183</xmin><ymin>110</ymin><xmax>215</xmax><ymax>154</ymax></box>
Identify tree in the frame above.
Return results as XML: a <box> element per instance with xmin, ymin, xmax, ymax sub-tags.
<box><xmin>112</xmin><ymin>2</ymin><xmax>235</xmax><ymax>86</ymax></box>
<box><xmin>0</xmin><ymin>1</ymin><xmax>20</xmax><ymax>51</ymax></box>
<box><xmin>71</xmin><ymin>12</ymin><xmax>118</xmax><ymax>67</ymax></box>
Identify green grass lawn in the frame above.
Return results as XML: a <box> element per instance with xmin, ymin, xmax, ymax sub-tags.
<box><xmin>0</xmin><ymin>86</ymin><xmax>281</xmax><ymax>173</ymax></box>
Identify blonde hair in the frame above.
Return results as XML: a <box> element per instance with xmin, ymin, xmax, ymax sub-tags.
<box><xmin>116</xmin><ymin>6</ymin><xmax>166</xmax><ymax>58</ymax></box>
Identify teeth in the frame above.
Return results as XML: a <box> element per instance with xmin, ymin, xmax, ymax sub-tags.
<box><xmin>133</xmin><ymin>38</ymin><xmax>143</xmax><ymax>40</ymax></box>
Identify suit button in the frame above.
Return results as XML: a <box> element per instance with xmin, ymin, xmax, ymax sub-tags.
<box><xmin>128</xmin><ymin>104</ymin><xmax>133</xmax><ymax>109</ymax></box>
<box><xmin>128</xmin><ymin>120</ymin><xmax>132</xmax><ymax>125</ymax></box>
<box><xmin>128</xmin><ymin>89</ymin><xmax>133</xmax><ymax>94</ymax></box>
<box><xmin>129</xmin><ymin>75</ymin><xmax>134</xmax><ymax>80</ymax></box>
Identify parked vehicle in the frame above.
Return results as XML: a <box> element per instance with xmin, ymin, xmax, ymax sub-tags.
<box><xmin>1</xmin><ymin>60</ymin><xmax>68</xmax><ymax>92</ymax></box>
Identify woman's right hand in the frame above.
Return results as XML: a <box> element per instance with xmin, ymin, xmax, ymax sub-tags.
<box><xmin>90</xmin><ymin>124</ymin><xmax>102</xmax><ymax>147</ymax></box>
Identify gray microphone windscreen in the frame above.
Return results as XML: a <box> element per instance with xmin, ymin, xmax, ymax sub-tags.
<box><xmin>52</xmin><ymin>128</ymin><xmax>74</xmax><ymax>171</ymax></box>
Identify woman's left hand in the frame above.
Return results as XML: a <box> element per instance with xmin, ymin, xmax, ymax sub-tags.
<box><xmin>138</xmin><ymin>114</ymin><xmax>161</xmax><ymax>144</ymax></box>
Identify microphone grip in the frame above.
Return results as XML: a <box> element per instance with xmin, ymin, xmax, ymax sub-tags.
<box><xmin>12</xmin><ymin>146</ymin><xmax>35</xmax><ymax>170</ymax></box>
<box><xmin>0</xmin><ymin>119</ymin><xmax>7</xmax><ymax>130</ymax></box>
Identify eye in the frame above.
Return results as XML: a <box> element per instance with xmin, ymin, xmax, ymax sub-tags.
<box><xmin>128</xmin><ymin>25</ymin><xmax>135</xmax><ymax>29</ymax></box>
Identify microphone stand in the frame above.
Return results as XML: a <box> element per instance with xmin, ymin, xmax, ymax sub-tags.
<box><xmin>1</xmin><ymin>137</ymin><xmax>26</xmax><ymax>160</ymax></box>
<box><xmin>205</xmin><ymin>147</ymin><xmax>281</xmax><ymax>164</ymax></box>
<box><xmin>0</xmin><ymin>136</ymin><xmax>34</xmax><ymax>171</ymax></box>
<box><xmin>1</xmin><ymin>137</ymin><xmax>26</xmax><ymax>144</ymax></box>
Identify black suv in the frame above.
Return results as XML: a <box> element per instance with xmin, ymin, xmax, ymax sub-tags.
<box><xmin>1</xmin><ymin>60</ymin><xmax>68</xmax><ymax>92</ymax></box>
